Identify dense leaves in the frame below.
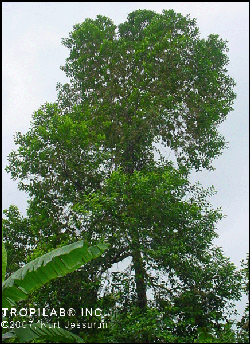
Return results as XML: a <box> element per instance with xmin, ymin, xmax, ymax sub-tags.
<box><xmin>2</xmin><ymin>206</ymin><xmax>35</xmax><ymax>276</ymax></box>
<box><xmin>60</xmin><ymin>9</ymin><xmax>236</xmax><ymax>171</ymax></box>
<box><xmin>236</xmin><ymin>254</ymin><xmax>249</xmax><ymax>343</ymax></box>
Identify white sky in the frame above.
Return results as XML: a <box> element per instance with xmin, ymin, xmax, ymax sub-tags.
<box><xmin>2</xmin><ymin>2</ymin><xmax>249</xmax><ymax>315</ymax></box>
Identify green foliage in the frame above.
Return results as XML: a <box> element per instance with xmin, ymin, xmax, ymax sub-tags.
<box><xmin>2</xmin><ymin>240</ymin><xmax>108</xmax><ymax>308</ymax></box>
<box><xmin>236</xmin><ymin>253</ymin><xmax>249</xmax><ymax>343</ymax></box>
<box><xmin>60</xmin><ymin>9</ymin><xmax>236</xmax><ymax>172</ymax></box>
<box><xmin>240</xmin><ymin>253</ymin><xmax>249</xmax><ymax>296</ymax></box>
<box><xmin>194</xmin><ymin>322</ymin><xmax>237</xmax><ymax>343</ymax></box>
<box><xmin>2</xmin><ymin>240</ymin><xmax>108</xmax><ymax>343</ymax></box>
<box><xmin>2</xmin><ymin>206</ymin><xmax>35</xmax><ymax>276</ymax></box>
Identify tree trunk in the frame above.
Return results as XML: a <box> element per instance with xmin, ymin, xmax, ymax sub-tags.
<box><xmin>132</xmin><ymin>247</ymin><xmax>147</xmax><ymax>309</ymax></box>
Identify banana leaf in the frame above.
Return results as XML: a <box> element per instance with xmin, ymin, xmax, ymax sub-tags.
<box><xmin>2</xmin><ymin>240</ymin><xmax>108</xmax><ymax>308</ymax></box>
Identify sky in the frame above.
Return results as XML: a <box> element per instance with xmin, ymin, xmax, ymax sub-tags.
<box><xmin>2</xmin><ymin>2</ymin><xmax>249</xmax><ymax>315</ymax></box>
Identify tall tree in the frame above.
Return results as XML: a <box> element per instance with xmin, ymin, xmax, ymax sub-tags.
<box><xmin>5</xmin><ymin>9</ymin><xmax>241</xmax><ymax>342</ymax></box>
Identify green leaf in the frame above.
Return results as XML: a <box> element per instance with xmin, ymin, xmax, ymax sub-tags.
<box><xmin>2</xmin><ymin>240</ymin><xmax>108</xmax><ymax>308</ymax></box>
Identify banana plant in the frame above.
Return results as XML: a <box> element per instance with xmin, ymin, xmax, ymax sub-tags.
<box><xmin>2</xmin><ymin>238</ymin><xmax>109</xmax><ymax>343</ymax></box>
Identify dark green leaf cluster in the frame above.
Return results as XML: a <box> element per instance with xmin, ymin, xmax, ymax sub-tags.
<box><xmin>60</xmin><ymin>9</ymin><xmax>236</xmax><ymax>171</ymax></box>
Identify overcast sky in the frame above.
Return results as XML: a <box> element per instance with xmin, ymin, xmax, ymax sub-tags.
<box><xmin>2</xmin><ymin>1</ymin><xmax>249</xmax><ymax>309</ymax></box>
